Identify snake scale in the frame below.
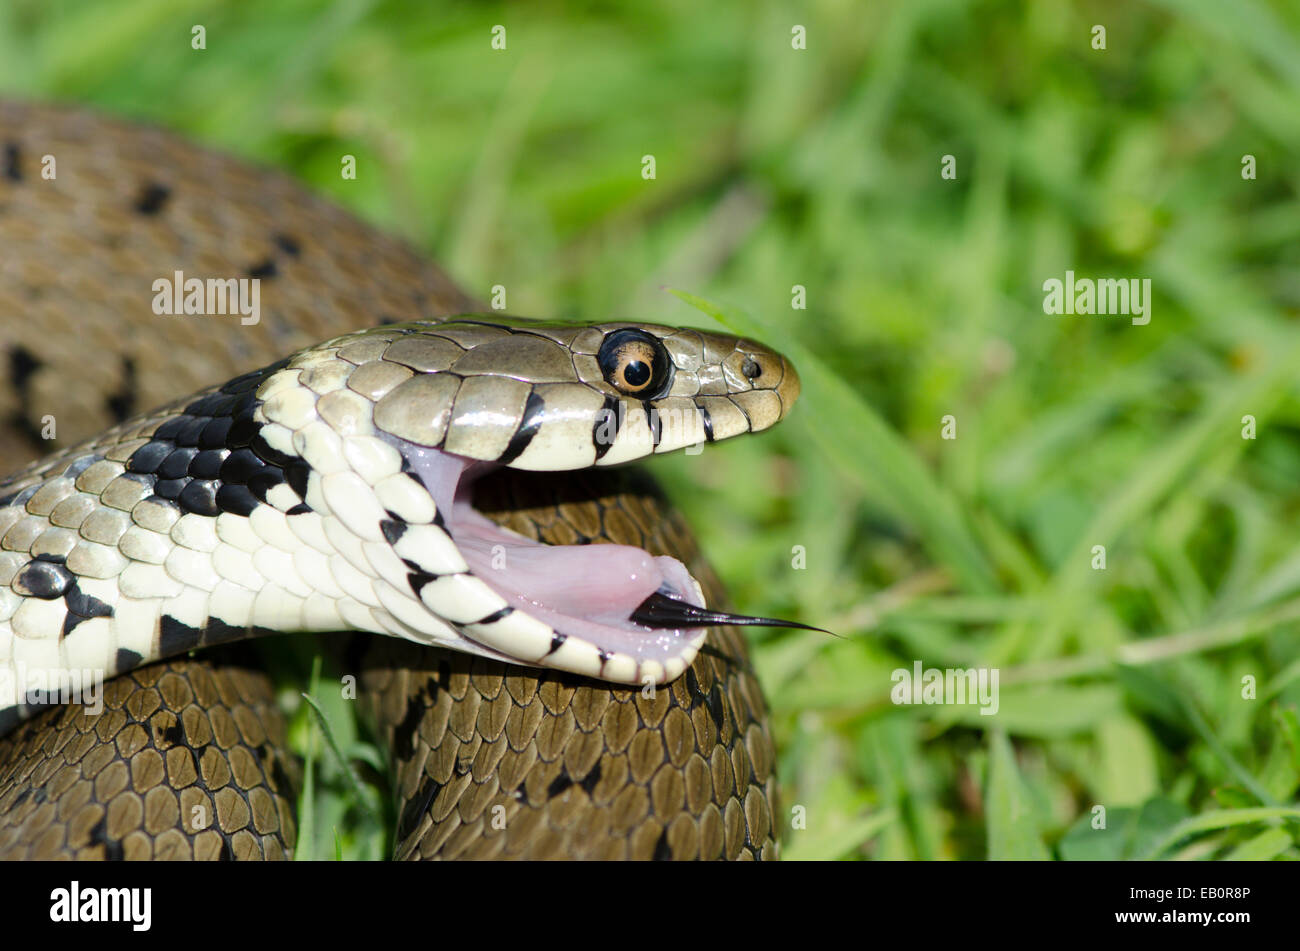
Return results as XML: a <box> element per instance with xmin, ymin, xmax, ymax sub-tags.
<box><xmin>0</xmin><ymin>102</ymin><xmax>797</xmax><ymax>860</ymax></box>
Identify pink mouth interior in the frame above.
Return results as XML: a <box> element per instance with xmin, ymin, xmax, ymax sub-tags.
<box><xmin>390</xmin><ymin>440</ymin><xmax>705</xmax><ymax>664</ymax></box>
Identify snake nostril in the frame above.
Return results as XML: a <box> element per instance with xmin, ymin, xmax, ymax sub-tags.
<box><xmin>741</xmin><ymin>356</ymin><xmax>762</xmax><ymax>380</ymax></box>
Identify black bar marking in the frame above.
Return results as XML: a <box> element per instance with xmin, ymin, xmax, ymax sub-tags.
<box><xmin>700</xmin><ymin>405</ymin><xmax>715</xmax><ymax>442</ymax></box>
<box><xmin>643</xmin><ymin>400</ymin><xmax>662</xmax><ymax>448</ymax></box>
<box><xmin>159</xmin><ymin>615</ymin><xmax>202</xmax><ymax>655</ymax></box>
<box><xmin>473</xmin><ymin>606</ymin><xmax>513</xmax><ymax>626</ymax></box>
<box><xmin>497</xmin><ymin>390</ymin><xmax>546</xmax><ymax>466</ymax></box>
<box><xmin>593</xmin><ymin>395</ymin><xmax>621</xmax><ymax>460</ymax></box>
<box><xmin>380</xmin><ymin>519</ymin><xmax>407</xmax><ymax>545</ymax></box>
<box><xmin>407</xmin><ymin>570</ymin><xmax>440</xmax><ymax>596</ymax></box>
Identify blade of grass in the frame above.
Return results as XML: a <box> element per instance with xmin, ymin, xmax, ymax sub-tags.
<box><xmin>294</xmin><ymin>652</ymin><xmax>323</xmax><ymax>862</ymax></box>
<box><xmin>1223</xmin><ymin>827</ymin><xmax>1295</xmax><ymax>860</ymax></box>
<box><xmin>670</xmin><ymin>289</ymin><xmax>999</xmax><ymax>594</ymax></box>
<box><xmin>300</xmin><ymin>691</ymin><xmax>380</xmax><ymax>822</ymax></box>
<box><xmin>986</xmin><ymin>730</ymin><xmax>1050</xmax><ymax>860</ymax></box>
<box><xmin>783</xmin><ymin>808</ymin><xmax>898</xmax><ymax>861</ymax></box>
<box><xmin>1138</xmin><ymin>807</ymin><xmax>1300</xmax><ymax>859</ymax></box>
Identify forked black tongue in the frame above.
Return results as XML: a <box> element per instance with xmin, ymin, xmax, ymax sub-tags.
<box><xmin>630</xmin><ymin>590</ymin><xmax>831</xmax><ymax>634</ymax></box>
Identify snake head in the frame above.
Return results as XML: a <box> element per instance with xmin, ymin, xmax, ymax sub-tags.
<box><xmin>364</xmin><ymin>317</ymin><xmax>801</xmax><ymax>470</ymax></box>
<box><xmin>231</xmin><ymin>316</ymin><xmax>812</xmax><ymax>686</ymax></box>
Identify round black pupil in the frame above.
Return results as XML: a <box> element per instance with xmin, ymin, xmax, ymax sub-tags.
<box><xmin>623</xmin><ymin>360</ymin><xmax>651</xmax><ymax>386</ymax></box>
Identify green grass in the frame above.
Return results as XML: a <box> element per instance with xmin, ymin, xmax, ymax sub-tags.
<box><xmin>5</xmin><ymin>0</ymin><xmax>1300</xmax><ymax>860</ymax></box>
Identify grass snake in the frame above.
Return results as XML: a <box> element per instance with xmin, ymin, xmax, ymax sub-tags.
<box><xmin>0</xmin><ymin>102</ymin><xmax>802</xmax><ymax>860</ymax></box>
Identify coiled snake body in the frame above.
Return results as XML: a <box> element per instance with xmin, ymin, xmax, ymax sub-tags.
<box><xmin>0</xmin><ymin>102</ymin><xmax>793</xmax><ymax>860</ymax></box>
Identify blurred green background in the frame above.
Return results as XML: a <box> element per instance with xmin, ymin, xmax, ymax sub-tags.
<box><xmin>5</xmin><ymin>0</ymin><xmax>1300</xmax><ymax>860</ymax></box>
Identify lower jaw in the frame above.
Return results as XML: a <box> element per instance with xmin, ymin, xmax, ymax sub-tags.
<box><xmin>410</xmin><ymin>452</ymin><xmax>710</xmax><ymax>674</ymax></box>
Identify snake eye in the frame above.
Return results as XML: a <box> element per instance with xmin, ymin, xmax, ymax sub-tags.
<box><xmin>597</xmin><ymin>329</ymin><xmax>673</xmax><ymax>398</ymax></box>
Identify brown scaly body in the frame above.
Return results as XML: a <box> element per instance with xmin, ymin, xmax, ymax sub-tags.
<box><xmin>0</xmin><ymin>101</ymin><xmax>778</xmax><ymax>859</ymax></box>
<box><xmin>0</xmin><ymin>649</ymin><xmax>299</xmax><ymax>860</ymax></box>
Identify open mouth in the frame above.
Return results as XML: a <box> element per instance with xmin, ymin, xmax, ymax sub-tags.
<box><xmin>389</xmin><ymin>437</ymin><xmax>820</xmax><ymax>679</ymax></box>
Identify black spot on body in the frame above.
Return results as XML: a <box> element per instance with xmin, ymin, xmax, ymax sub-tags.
<box><xmin>6</xmin><ymin>345</ymin><xmax>43</xmax><ymax>447</ymax></box>
<box><xmin>652</xmin><ymin>827</ymin><xmax>672</xmax><ymax>860</ymax></box>
<box><xmin>13</xmin><ymin>559</ymin><xmax>73</xmax><ymax>599</ymax></box>
<box><xmin>579</xmin><ymin>760</ymin><xmax>602</xmax><ymax>795</ymax></box>
<box><xmin>261</xmin><ymin>743</ymin><xmax>296</xmax><ymax>797</ymax></box>
<box><xmin>61</xmin><ymin>585</ymin><xmax>114</xmax><ymax>637</ymax></box>
<box><xmin>547</xmin><ymin>770</ymin><xmax>575</xmax><ymax>799</ymax></box>
<box><xmin>547</xmin><ymin>633</ymin><xmax>567</xmax><ymax>656</ymax></box>
<box><xmin>8</xmin><ymin>346</ymin><xmax>38</xmax><ymax>389</ymax></box>
<box><xmin>396</xmin><ymin>773</ymin><xmax>443</xmax><ymax>842</ymax></box>
<box><xmin>159</xmin><ymin>721</ymin><xmax>186</xmax><ymax>747</ymax></box>
<box><xmin>685</xmin><ymin>667</ymin><xmax>704</xmax><ymax>707</ymax></box>
<box><xmin>115</xmin><ymin>648</ymin><xmax>143</xmax><ymax>673</ymax></box>
<box><xmin>380</xmin><ymin>519</ymin><xmax>407</xmax><ymax>545</ymax></box>
<box><xmin>707</xmin><ymin>685</ymin><xmax>727</xmax><ymax>732</ymax></box>
<box><xmin>274</xmin><ymin>233</ymin><xmax>301</xmax><ymax>256</ymax></box>
<box><xmin>285</xmin><ymin>462</ymin><xmax>309</xmax><ymax>498</ymax></box>
<box><xmin>3</xmin><ymin>142</ymin><xmax>21</xmax><ymax>181</ymax></box>
<box><xmin>285</xmin><ymin>502</ymin><xmax>311</xmax><ymax>515</ymax></box>
<box><xmin>133</xmin><ymin>182</ymin><xmax>171</xmax><ymax>215</ymax></box>
<box><xmin>406</xmin><ymin>570</ymin><xmax>439</xmax><ymax>595</ymax></box>
<box><xmin>202</xmin><ymin>617</ymin><xmax>247</xmax><ymax>647</ymax></box>
<box><xmin>159</xmin><ymin>615</ymin><xmax>202</xmax><ymax>655</ymax></box>
<box><xmin>393</xmin><ymin>693</ymin><xmax>424</xmax><ymax>759</ymax></box>
<box><xmin>88</xmin><ymin>817</ymin><xmax>125</xmax><ymax>862</ymax></box>
<box><xmin>105</xmin><ymin>356</ymin><xmax>136</xmax><ymax>422</ymax></box>
<box><xmin>247</xmin><ymin>259</ymin><xmax>277</xmax><ymax>279</ymax></box>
